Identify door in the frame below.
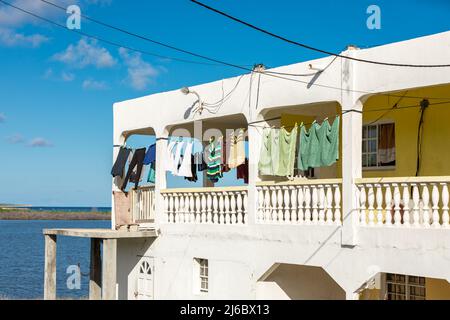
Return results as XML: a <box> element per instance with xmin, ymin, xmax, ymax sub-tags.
<box><xmin>136</xmin><ymin>257</ymin><xmax>154</xmax><ymax>300</ymax></box>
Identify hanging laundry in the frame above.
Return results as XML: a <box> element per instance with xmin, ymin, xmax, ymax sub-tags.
<box><xmin>276</xmin><ymin>126</ymin><xmax>297</xmax><ymax>176</ymax></box>
<box><xmin>147</xmin><ymin>161</ymin><xmax>156</xmax><ymax>184</ymax></box>
<box><xmin>178</xmin><ymin>141</ymin><xmax>193</xmax><ymax>177</ymax></box>
<box><xmin>165</xmin><ymin>140</ymin><xmax>177</xmax><ymax>173</ymax></box>
<box><xmin>143</xmin><ymin>143</ymin><xmax>156</xmax><ymax>165</ymax></box>
<box><xmin>184</xmin><ymin>154</ymin><xmax>198</xmax><ymax>182</ymax></box>
<box><xmin>258</xmin><ymin>128</ymin><xmax>273</xmax><ymax>175</ymax></box>
<box><xmin>195</xmin><ymin>152</ymin><xmax>207</xmax><ymax>172</ymax></box>
<box><xmin>111</xmin><ymin>146</ymin><xmax>131</xmax><ymax>177</ymax></box>
<box><xmin>297</xmin><ymin>117</ymin><xmax>340</xmax><ymax>171</ymax></box>
<box><xmin>228</xmin><ymin>129</ymin><xmax>246</xmax><ymax>169</ymax></box>
<box><xmin>121</xmin><ymin>148</ymin><xmax>146</xmax><ymax>191</ymax></box>
<box><xmin>237</xmin><ymin>158</ymin><xmax>249</xmax><ymax>183</ymax></box>
<box><xmin>378</xmin><ymin>123</ymin><xmax>395</xmax><ymax>165</ymax></box>
<box><xmin>206</xmin><ymin>137</ymin><xmax>223</xmax><ymax>183</ymax></box>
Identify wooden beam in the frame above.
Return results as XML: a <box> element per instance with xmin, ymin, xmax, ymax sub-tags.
<box><xmin>102</xmin><ymin>239</ymin><xmax>117</xmax><ymax>300</ymax></box>
<box><xmin>44</xmin><ymin>234</ymin><xmax>57</xmax><ymax>300</ymax></box>
<box><xmin>89</xmin><ymin>238</ymin><xmax>102</xmax><ymax>300</ymax></box>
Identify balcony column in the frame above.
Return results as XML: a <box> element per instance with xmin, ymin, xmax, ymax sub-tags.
<box><xmin>341</xmin><ymin>48</ymin><xmax>363</xmax><ymax>246</ymax></box>
<box><xmin>154</xmin><ymin>134</ymin><xmax>168</xmax><ymax>224</ymax></box>
<box><xmin>246</xmin><ymin>123</ymin><xmax>262</xmax><ymax>225</ymax></box>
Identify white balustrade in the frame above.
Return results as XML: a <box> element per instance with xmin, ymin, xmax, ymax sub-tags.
<box><xmin>131</xmin><ymin>186</ymin><xmax>156</xmax><ymax>223</ymax></box>
<box><xmin>256</xmin><ymin>180</ymin><xmax>342</xmax><ymax>225</ymax></box>
<box><xmin>356</xmin><ymin>177</ymin><xmax>450</xmax><ymax>229</ymax></box>
<box><xmin>161</xmin><ymin>187</ymin><xmax>248</xmax><ymax>225</ymax></box>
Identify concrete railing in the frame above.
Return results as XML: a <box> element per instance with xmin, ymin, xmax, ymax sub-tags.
<box><xmin>256</xmin><ymin>179</ymin><xmax>343</xmax><ymax>225</ymax></box>
<box><xmin>160</xmin><ymin>186</ymin><xmax>248</xmax><ymax>225</ymax></box>
<box><xmin>131</xmin><ymin>186</ymin><xmax>156</xmax><ymax>223</ymax></box>
<box><xmin>355</xmin><ymin>176</ymin><xmax>450</xmax><ymax>228</ymax></box>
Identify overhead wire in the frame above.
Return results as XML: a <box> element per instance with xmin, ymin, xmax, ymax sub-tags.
<box><xmin>190</xmin><ymin>0</ymin><xmax>450</xmax><ymax>68</ymax></box>
<box><xmin>247</xmin><ymin>100</ymin><xmax>450</xmax><ymax>130</ymax></box>
<box><xmin>3</xmin><ymin>0</ymin><xmax>450</xmax><ymax>101</ymax></box>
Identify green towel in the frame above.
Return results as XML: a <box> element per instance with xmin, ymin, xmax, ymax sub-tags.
<box><xmin>276</xmin><ymin>126</ymin><xmax>298</xmax><ymax>176</ymax></box>
<box><xmin>258</xmin><ymin>128</ymin><xmax>273</xmax><ymax>175</ymax></box>
<box><xmin>297</xmin><ymin>117</ymin><xmax>339</xmax><ymax>171</ymax></box>
<box><xmin>147</xmin><ymin>161</ymin><xmax>156</xmax><ymax>183</ymax></box>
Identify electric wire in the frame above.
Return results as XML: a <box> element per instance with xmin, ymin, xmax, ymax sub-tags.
<box><xmin>4</xmin><ymin>0</ymin><xmax>450</xmax><ymax>101</ymax></box>
<box><xmin>190</xmin><ymin>0</ymin><xmax>450</xmax><ymax>68</ymax></box>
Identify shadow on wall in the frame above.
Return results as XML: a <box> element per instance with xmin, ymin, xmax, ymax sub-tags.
<box><xmin>256</xmin><ymin>263</ymin><xmax>345</xmax><ymax>300</ymax></box>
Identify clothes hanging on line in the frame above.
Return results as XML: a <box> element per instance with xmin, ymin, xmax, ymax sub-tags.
<box><xmin>258</xmin><ymin>125</ymin><xmax>297</xmax><ymax>177</ymax></box>
<box><xmin>297</xmin><ymin>116</ymin><xmax>340</xmax><ymax>171</ymax></box>
<box><xmin>184</xmin><ymin>154</ymin><xmax>198</xmax><ymax>182</ymax></box>
<box><xmin>121</xmin><ymin>147</ymin><xmax>146</xmax><ymax>191</ymax></box>
<box><xmin>143</xmin><ymin>143</ymin><xmax>156</xmax><ymax>165</ymax></box>
<box><xmin>147</xmin><ymin>161</ymin><xmax>156</xmax><ymax>184</ymax></box>
<box><xmin>178</xmin><ymin>141</ymin><xmax>193</xmax><ymax>178</ymax></box>
<box><xmin>111</xmin><ymin>146</ymin><xmax>131</xmax><ymax>177</ymax></box>
<box><xmin>206</xmin><ymin>137</ymin><xmax>223</xmax><ymax>183</ymax></box>
<box><xmin>236</xmin><ymin>158</ymin><xmax>249</xmax><ymax>183</ymax></box>
<box><xmin>227</xmin><ymin>129</ymin><xmax>246</xmax><ymax>169</ymax></box>
<box><xmin>195</xmin><ymin>152</ymin><xmax>207</xmax><ymax>172</ymax></box>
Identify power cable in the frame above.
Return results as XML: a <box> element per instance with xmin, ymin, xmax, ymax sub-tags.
<box><xmin>190</xmin><ymin>0</ymin><xmax>450</xmax><ymax>68</ymax></box>
<box><xmin>4</xmin><ymin>0</ymin><xmax>450</xmax><ymax>101</ymax></box>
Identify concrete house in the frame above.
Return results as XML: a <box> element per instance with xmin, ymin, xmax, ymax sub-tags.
<box><xmin>44</xmin><ymin>31</ymin><xmax>450</xmax><ymax>300</ymax></box>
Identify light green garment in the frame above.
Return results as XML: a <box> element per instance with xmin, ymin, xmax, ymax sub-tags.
<box><xmin>320</xmin><ymin>117</ymin><xmax>340</xmax><ymax>166</ymax></box>
<box><xmin>147</xmin><ymin>161</ymin><xmax>156</xmax><ymax>183</ymax></box>
<box><xmin>297</xmin><ymin>117</ymin><xmax>340</xmax><ymax>170</ymax></box>
<box><xmin>276</xmin><ymin>126</ymin><xmax>298</xmax><ymax>176</ymax></box>
<box><xmin>258</xmin><ymin>128</ymin><xmax>273</xmax><ymax>175</ymax></box>
<box><xmin>270</xmin><ymin>128</ymin><xmax>280</xmax><ymax>175</ymax></box>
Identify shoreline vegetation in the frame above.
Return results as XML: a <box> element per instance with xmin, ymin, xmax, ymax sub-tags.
<box><xmin>0</xmin><ymin>208</ymin><xmax>111</xmax><ymax>220</ymax></box>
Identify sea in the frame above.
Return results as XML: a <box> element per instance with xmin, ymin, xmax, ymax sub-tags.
<box><xmin>0</xmin><ymin>208</ymin><xmax>111</xmax><ymax>300</ymax></box>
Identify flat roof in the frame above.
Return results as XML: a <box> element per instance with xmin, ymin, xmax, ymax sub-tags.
<box><xmin>43</xmin><ymin>228</ymin><xmax>159</xmax><ymax>239</ymax></box>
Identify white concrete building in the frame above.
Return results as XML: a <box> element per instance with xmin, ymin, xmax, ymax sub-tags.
<box><xmin>45</xmin><ymin>31</ymin><xmax>450</xmax><ymax>300</ymax></box>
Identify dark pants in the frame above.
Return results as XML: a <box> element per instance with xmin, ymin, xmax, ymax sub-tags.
<box><xmin>111</xmin><ymin>147</ymin><xmax>131</xmax><ymax>177</ymax></box>
<box><xmin>121</xmin><ymin>148</ymin><xmax>146</xmax><ymax>191</ymax></box>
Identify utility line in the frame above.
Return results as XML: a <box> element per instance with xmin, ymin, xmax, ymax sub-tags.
<box><xmin>4</xmin><ymin>0</ymin><xmax>450</xmax><ymax>101</ymax></box>
<box><xmin>247</xmin><ymin>100</ymin><xmax>450</xmax><ymax>129</ymax></box>
<box><xmin>191</xmin><ymin>0</ymin><xmax>450</xmax><ymax>68</ymax></box>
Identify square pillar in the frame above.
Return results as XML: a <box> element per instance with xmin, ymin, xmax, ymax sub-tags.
<box><xmin>102</xmin><ymin>239</ymin><xmax>117</xmax><ymax>300</ymax></box>
<box><xmin>89</xmin><ymin>238</ymin><xmax>102</xmax><ymax>300</ymax></box>
<box><xmin>246</xmin><ymin>125</ymin><xmax>262</xmax><ymax>225</ymax></box>
<box><xmin>44</xmin><ymin>234</ymin><xmax>57</xmax><ymax>300</ymax></box>
<box><xmin>154</xmin><ymin>136</ymin><xmax>168</xmax><ymax>224</ymax></box>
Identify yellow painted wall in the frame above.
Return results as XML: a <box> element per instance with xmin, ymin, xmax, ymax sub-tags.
<box><xmin>426</xmin><ymin>278</ymin><xmax>450</xmax><ymax>300</ymax></box>
<box><xmin>280</xmin><ymin>84</ymin><xmax>450</xmax><ymax>179</ymax></box>
<box><xmin>363</xmin><ymin>84</ymin><xmax>450</xmax><ymax>178</ymax></box>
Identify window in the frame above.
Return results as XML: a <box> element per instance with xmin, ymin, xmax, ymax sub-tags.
<box><xmin>362</xmin><ymin>123</ymin><xmax>396</xmax><ymax>168</ymax></box>
<box><xmin>194</xmin><ymin>258</ymin><xmax>208</xmax><ymax>293</ymax></box>
<box><xmin>385</xmin><ymin>273</ymin><xmax>426</xmax><ymax>300</ymax></box>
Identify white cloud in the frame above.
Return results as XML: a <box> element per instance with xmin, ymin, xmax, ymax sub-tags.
<box><xmin>29</xmin><ymin>137</ymin><xmax>53</xmax><ymax>148</ymax></box>
<box><xmin>0</xmin><ymin>0</ymin><xmax>75</xmax><ymax>28</ymax></box>
<box><xmin>6</xmin><ymin>133</ymin><xmax>24</xmax><ymax>144</ymax></box>
<box><xmin>43</xmin><ymin>68</ymin><xmax>54</xmax><ymax>79</ymax></box>
<box><xmin>119</xmin><ymin>47</ymin><xmax>158</xmax><ymax>90</ymax></box>
<box><xmin>0</xmin><ymin>27</ymin><xmax>49</xmax><ymax>48</ymax></box>
<box><xmin>53</xmin><ymin>38</ymin><xmax>117</xmax><ymax>69</ymax></box>
<box><xmin>82</xmin><ymin>79</ymin><xmax>108</xmax><ymax>90</ymax></box>
<box><xmin>61</xmin><ymin>71</ymin><xmax>75</xmax><ymax>82</ymax></box>
<box><xmin>0</xmin><ymin>113</ymin><xmax>5</xmax><ymax>123</ymax></box>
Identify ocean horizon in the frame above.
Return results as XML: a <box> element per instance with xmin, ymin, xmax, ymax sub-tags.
<box><xmin>12</xmin><ymin>206</ymin><xmax>112</xmax><ymax>212</ymax></box>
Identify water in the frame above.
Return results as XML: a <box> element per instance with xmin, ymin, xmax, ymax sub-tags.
<box><xmin>0</xmin><ymin>220</ymin><xmax>110</xmax><ymax>299</ymax></box>
<box><xmin>12</xmin><ymin>207</ymin><xmax>111</xmax><ymax>213</ymax></box>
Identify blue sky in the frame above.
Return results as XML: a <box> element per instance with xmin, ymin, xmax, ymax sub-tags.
<box><xmin>0</xmin><ymin>0</ymin><xmax>449</xmax><ymax>206</ymax></box>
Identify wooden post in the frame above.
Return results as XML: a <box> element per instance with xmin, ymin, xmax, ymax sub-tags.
<box><xmin>102</xmin><ymin>239</ymin><xmax>117</xmax><ymax>300</ymax></box>
<box><xmin>44</xmin><ymin>234</ymin><xmax>57</xmax><ymax>300</ymax></box>
<box><xmin>89</xmin><ymin>238</ymin><xmax>102</xmax><ymax>300</ymax></box>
